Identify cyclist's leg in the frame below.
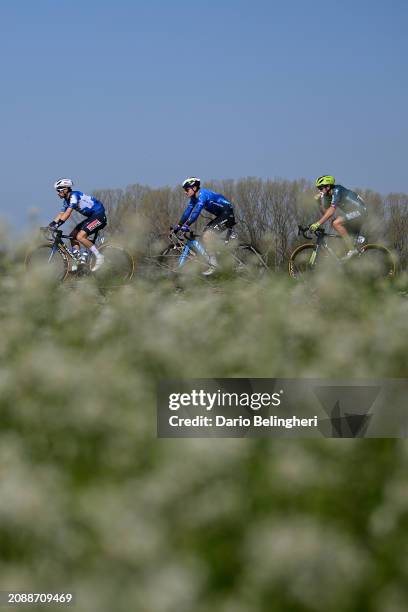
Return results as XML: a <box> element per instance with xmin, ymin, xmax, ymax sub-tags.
<box><xmin>173</xmin><ymin>238</ymin><xmax>209</xmax><ymax>272</ymax></box>
<box><xmin>186</xmin><ymin>237</ymin><xmax>214</xmax><ymax>271</ymax></box>
<box><xmin>344</xmin><ymin>213</ymin><xmax>364</xmax><ymax>234</ymax></box>
<box><xmin>335</xmin><ymin>211</ymin><xmax>366</xmax><ymax>257</ymax></box>
<box><xmin>333</xmin><ymin>215</ymin><xmax>356</xmax><ymax>253</ymax></box>
<box><xmin>76</xmin><ymin>215</ymin><xmax>107</xmax><ymax>252</ymax></box>
<box><xmin>70</xmin><ymin>221</ymin><xmax>84</xmax><ymax>252</ymax></box>
<box><xmin>201</xmin><ymin>226</ymin><xmax>218</xmax><ymax>267</ymax></box>
<box><xmin>178</xmin><ymin>241</ymin><xmax>193</xmax><ymax>267</ymax></box>
<box><xmin>76</xmin><ymin>215</ymin><xmax>107</xmax><ymax>270</ymax></box>
<box><xmin>221</xmin><ymin>210</ymin><xmax>237</xmax><ymax>242</ymax></box>
<box><xmin>204</xmin><ymin>209</ymin><xmax>236</xmax><ymax>235</ymax></box>
<box><xmin>202</xmin><ymin>209</ymin><xmax>236</xmax><ymax>265</ymax></box>
<box><xmin>89</xmin><ymin>228</ymin><xmax>100</xmax><ymax>244</ymax></box>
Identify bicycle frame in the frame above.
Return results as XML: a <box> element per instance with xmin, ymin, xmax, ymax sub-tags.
<box><xmin>310</xmin><ymin>229</ymin><xmax>343</xmax><ymax>266</ymax></box>
<box><xmin>42</xmin><ymin>227</ymin><xmax>105</xmax><ymax>264</ymax></box>
<box><xmin>48</xmin><ymin>240</ymin><xmax>61</xmax><ymax>262</ymax></box>
<box><xmin>290</xmin><ymin>226</ymin><xmax>396</xmax><ymax>280</ymax></box>
<box><xmin>28</xmin><ymin>227</ymin><xmax>134</xmax><ymax>285</ymax></box>
<box><xmin>167</xmin><ymin>230</ymin><xmax>209</xmax><ymax>268</ymax></box>
<box><xmin>179</xmin><ymin>236</ymin><xmax>208</xmax><ymax>267</ymax></box>
<box><xmin>41</xmin><ymin>229</ymin><xmax>72</xmax><ymax>262</ymax></box>
<box><xmin>297</xmin><ymin>226</ymin><xmax>343</xmax><ymax>268</ymax></box>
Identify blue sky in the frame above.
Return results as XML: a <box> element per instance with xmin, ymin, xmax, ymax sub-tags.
<box><xmin>1</xmin><ymin>0</ymin><xmax>407</xmax><ymax>227</ymax></box>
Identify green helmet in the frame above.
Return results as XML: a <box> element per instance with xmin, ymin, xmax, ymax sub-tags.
<box><xmin>315</xmin><ymin>175</ymin><xmax>335</xmax><ymax>188</ymax></box>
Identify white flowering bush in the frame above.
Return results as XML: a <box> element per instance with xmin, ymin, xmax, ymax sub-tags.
<box><xmin>0</xmin><ymin>257</ymin><xmax>407</xmax><ymax>611</ymax></box>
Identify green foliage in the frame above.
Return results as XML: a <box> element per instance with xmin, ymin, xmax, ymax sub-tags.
<box><xmin>0</xmin><ymin>264</ymin><xmax>408</xmax><ymax>611</ymax></box>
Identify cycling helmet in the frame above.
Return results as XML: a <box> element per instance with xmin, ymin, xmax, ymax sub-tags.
<box><xmin>315</xmin><ymin>175</ymin><xmax>335</xmax><ymax>188</ymax></box>
<box><xmin>54</xmin><ymin>178</ymin><xmax>73</xmax><ymax>190</ymax></box>
<box><xmin>182</xmin><ymin>177</ymin><xmax>201</xmax><ymax>190</ymax></box>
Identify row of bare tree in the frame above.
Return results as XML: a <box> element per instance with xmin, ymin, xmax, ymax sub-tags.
<box><xmin>93</xmin><ymin>178</ymin><xmax>408</xmax><ymax>269</ymax></box>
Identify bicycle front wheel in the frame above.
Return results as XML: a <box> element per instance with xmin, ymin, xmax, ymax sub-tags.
<box><xmin>359</xmin><ymin>244</ymin><xmax>396</xmax><ymax>279</ymax></box>
<box><xmin>288</xmin><ymin>244</ymin><xmax>317</xmax><ymax>279</ymax></box>
<box><xmin>25</xmin><ymin>244</ymin><xmax>69</xmax><ymax>282</ymax></box>
<box><xmin>92</xmin><ymin>244</ymin><xmax>134</xmax><ymax>284</ymax></box>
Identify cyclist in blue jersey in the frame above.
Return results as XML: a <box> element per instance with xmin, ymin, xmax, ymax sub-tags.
<box><xmin>175</xmin><ymin>177</ymin><xmax>236</xmax><ymax>274</ymax></box>
<box><xmin>309</xmin><ymin>175</ymin><xmax>368</xmax><ymax>258</ymax></box>
<box><xmin>48</xmin><ymin>178</ymin><xmax>107</xmax><ymax>271</ymax></box>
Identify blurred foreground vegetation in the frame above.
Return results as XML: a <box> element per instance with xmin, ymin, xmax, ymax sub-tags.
<box><xmin>1</xmin><ymin>232</ymin><xmax>408</xmax><ymax>611</ymax></box>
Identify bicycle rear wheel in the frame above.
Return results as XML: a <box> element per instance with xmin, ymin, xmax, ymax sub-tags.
<box><xmin>288</xmin><ymin>244</ymin><xmax>316</xmax><ymax>279</ymax></box>
<box><xmin>25</xmin><ymin>244</ymin><xmax>69</xmax><ymax>282</ymax></box>
<box><xmin>92</xmin><ymin>244</ymin><xmax>134</xmax><ymax>284</ymax></box>
<box><xmin>232</xmin><ymin>245</ymin><xmax>268</xmax><ymax>279</ymax></box>
<box><xmin>359</xmin><ymin>244</ymin><xmax>396</xmax><ymax>279</ymax></box>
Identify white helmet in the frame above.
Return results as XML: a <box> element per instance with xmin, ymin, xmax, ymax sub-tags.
<box><xmin>182</xmin><ymin>177</ymin><xmax>201</xmax><ymax>190</ymax></box>
<box><xmin>54</xmin><ymin>178</ymin><xmax>73</xmax><ymax>190</ymax></box>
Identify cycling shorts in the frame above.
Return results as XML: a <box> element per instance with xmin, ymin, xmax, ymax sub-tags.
<box><xmin>71</xmin><ymin>213</ymin><xmax>107</xmax><ymax>238</ymax></box>
<box><xmin>204</xmin><ymin>208</ymin><xmax>236</xmax><ymax>233</ymax></box>
<box><xmin>343</xmin><ymin>209</ymin><xmax>367</xmax><ymax>234</ymax></box>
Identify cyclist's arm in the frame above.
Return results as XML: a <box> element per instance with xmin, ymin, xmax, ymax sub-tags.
<box><xmin>179</xmin><ymin>203</ymin><xmax>194</xmax><ymax>225</ymax></box>
<box><xmin>179</xmin><ymin>202</ymin><xmax>194</xmax><ymax>226</ymax></box>
<box><xmin>185</xmin><ymin>200</ymin><xmax>205</xmax><ymax>225</ymax></box>
<box><xmin>50</xmin><ymin>208</ymin><xmax>74</xmax><ymax>228</ymax></box>
<box><xmin>52</xmin><ymin>207</ymin><xmax>74</xmax><ymax>224</ymax></box>
<box><xmin>52</xmin><ymin>212</ymin><xmax>65</xmax><ymax>223</ymax></box>
<box><xmin>317</xmin><ymin>205</ymin><xmax>336</xmax><ymax>225</ymax></box>
<box><xmin>59</xmin><ymin>207</ymin><xmax>74</xmax><ymax>222</ymax></box>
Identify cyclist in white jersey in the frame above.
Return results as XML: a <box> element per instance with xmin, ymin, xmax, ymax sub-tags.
<box><xmin>48</xmin><ymin>178</ymin><xmax>106</xmax><ymax>271</ymax></box>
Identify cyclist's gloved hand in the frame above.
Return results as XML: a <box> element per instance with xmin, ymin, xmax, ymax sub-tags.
<box><xmin>48</xmin><ymin>220</ymin><xmax>63</xmax><ymax>229</ymax></box>
<box><xmin>180</xmin><ymin>224</ymin><xmax>190</xmax><ymax>232</ymax></box>
<box><xmin>309</xmin><ymin>222</ymin><xmax>321</xmax><ymax>232</ymax></box>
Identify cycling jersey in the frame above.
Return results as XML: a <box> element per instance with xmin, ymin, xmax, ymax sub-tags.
<box><xmin>180</xmin><ymin>188</ymin><xmax>233</xmax><ymax>226</ymax></box>
<box><xmin>321</xmin><ymin>185</ymin><xmax>367</xmax><ymax>214</ymax></box>
<box><xmin>61</xmin><ymin>191</ymin><xmax>105</xmax><ymax>218</ymax></box>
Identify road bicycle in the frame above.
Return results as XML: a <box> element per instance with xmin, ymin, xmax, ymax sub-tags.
<box><xmin>25</xmin><ymin>227</ymin><xmax>134</xmax><ymax>284</ymax></box>
<box><xmin>158</xmin><ymin>227</ymin><xmax>268</xmax><ymax>279</ymax></box>
<box><xmin>288</xmin><ymin>225</ymin><xmax>396</xmax><ymax>280</ymax></box>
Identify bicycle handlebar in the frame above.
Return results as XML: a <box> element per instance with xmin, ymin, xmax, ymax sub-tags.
<box><xmin>298</xmin><ymin>225</ymin><xmax>340</xmax><ymax>240</ymax></box>
<box><xmin>169</xmin><ymin>226</ymin><xmax>199</xmax><ymax>240</ymax></box>
<box><xmin>40</xmin><ymin>227</ymin><xmax>71</xmax><ymax>240</ymax></box>
<box><xmin>298</xmin><ymin>225</ymin><xmax>315</xmax><ymax>240</ymax></box>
